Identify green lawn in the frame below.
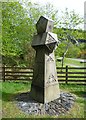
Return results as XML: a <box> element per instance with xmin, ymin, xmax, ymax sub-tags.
<box><xmin>1</xmin><ymin>81</ymin><xmax>85</xmax><ymax>119</ymax></box>
<box><xmin>1</xmin><ymin>58</ymin><xmax>85</xmax><ymax>119</ymax></box>
<box><xmin>56</xmin><ymin>57</ymin><xmax>85</xmax><ymax>67</ymax></box>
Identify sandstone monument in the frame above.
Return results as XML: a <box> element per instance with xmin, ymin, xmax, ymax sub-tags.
<box><xmin>15</xmin><ymin>16</ymin><xmax>75</xmax><ymax>116</ymax></box>
<box><xmin>30</xmin><ymin>16</ymin><xmax>60</xmax><ymax>103</ymax></box>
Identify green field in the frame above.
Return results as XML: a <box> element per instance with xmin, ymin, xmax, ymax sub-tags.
<box><xmin>56</xmin><ymin>57</ymin><xmax>85</xmax><ymax>67</ymax></box>
<box><xmin>1</xmin><ymin>81</ymin><xmax>85</xmax><ymax>119</ymax></box>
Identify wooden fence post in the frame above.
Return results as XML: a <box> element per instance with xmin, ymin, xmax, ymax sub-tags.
<box><xmin>2</xmin><ymin>65</ymin><xmax>5</xmax><ymax>82</ymax></box>
<box><xmin>66</xmin><ymin>65</ymin><xmax>68</xmax><ymax>84</ymax></box>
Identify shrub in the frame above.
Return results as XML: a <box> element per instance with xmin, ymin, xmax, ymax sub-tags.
<box><xmin>77</xmin><ymin>50</ymin><xmax>86</xmax><ymax>59</ymax></box>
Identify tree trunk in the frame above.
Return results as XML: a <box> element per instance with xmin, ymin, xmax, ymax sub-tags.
<box><xmin>61</xmin><ymin>42</ymin><xmax>70</xmax><ymax>71</ymax></box>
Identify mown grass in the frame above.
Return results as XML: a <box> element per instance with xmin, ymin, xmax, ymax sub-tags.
<box><xmin>1</xmin><ymin>58</ymin><xmax>85</xmax><ymax>119</ymax></box>
<box><xmin>1</xmin><ymin>81</ymin><xmax>85</xmax><ymax>119</ymax></box>
<box><xmin>56</xmin><ymin>57</ymin><xmax>85</xmax><ymax>67</ymax></box>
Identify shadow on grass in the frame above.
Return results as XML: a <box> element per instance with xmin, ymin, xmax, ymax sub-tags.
<box><xmin>1</xmin><ymin>90</ymin><xmax>86</xmax><ymax>102</ymax></box>
<box><xmin>1</xmin><ymin>91</ymin><xmax>32</xmax><ymax>102</ymax></box>
<box><xmin>7</xmin><ymin>81</ymin><xmax>32</xmax><ymax>84</ymax></box>
<box><xmin>2</xmin><ymin>83</ymin><xmax>85</xmax><ymax>102</ymax></box>
<box><xmin>71</xmin><ymin>91</ymin><xmax>86</xmax><ymax>98</ymax></box>
<box><xmin>1</xmin><ymin>91</ymin><xmax>17</xmax><ymax>102</ymax></box>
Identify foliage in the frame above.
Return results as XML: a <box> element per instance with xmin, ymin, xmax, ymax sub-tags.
<box><xmin>56</xmin><ymin>39</ymin><xmax>86</xmax><ymax>59</ymax></box>
<box><xmin>2</xmin><ymin>2</ymin><xmax>25</xmax><ymax>56</ymax></box>
<box><xmin>2</xmin><ymin>2</ymin><xmax>37</xmax><ymax>67</ymax></box>
<box><xmin>77</xmin><ymin>50</ymin><xmax>86</xmax><ymax>59</ymax></box>
<box><xmin>2</xmin><ymin>1</ymin><xmax>60</xmax><ymax>67</ymax></box>
<box><xmin>54</xmin><ymin>8</ymin><xmax>84</xmax><ymax>67</ymax></box>
<box><xmin>60</xmin><ymin>8</ymin><xmax>83</xmax><ymax>29</ymax></box>
<box><xmin>55</xmin><ymin>41</ymin><xmax>67</xmax><ymax>57</ymax></box>
<box><xmin>79</xmin><ymin>43</ymin><xmax>86</xmax><ymax>50</ymax></box>
<box><xmin>1</xmin><ymin>1</ymin><xmax>84</xmax><ymax>67</ymax></box>
<box><xmin>54</xmin><ymin>8</ymin><xmax>84</xmax><ymax>42</ymax></box>
<box><xmin>66</xmin><ymin>43</ymin><xmax>80</xmax><ymax>58</ymax></box>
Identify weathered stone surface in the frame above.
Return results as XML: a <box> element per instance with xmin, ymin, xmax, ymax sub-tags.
<box><xmin>36</xmin><ymin>16</ymin><xmax>54</xmax><ymax>34</ymax></box>
<box><xmin>30</xmin><ymin>16</ymin><xmax>60</xmax><ymax>103</ymax></box>
<box><xmin>32</xmin><ymin>32</ymin><xmax>59</xmax><ymax>52</ymax></box>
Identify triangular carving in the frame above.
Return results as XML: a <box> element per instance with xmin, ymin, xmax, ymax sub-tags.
<box><xmin>46</xmin><ymin>34</ymin><xmax>56</xmax><ymax>44</ymax></box>
<box><xmin>47</xmin><ymin>56</ymin><xmax>54</xmax><ymax>62</ymax></box>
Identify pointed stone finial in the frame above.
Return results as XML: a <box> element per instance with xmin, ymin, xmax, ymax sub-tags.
<box><xmin>36</xmin><ymin>16</ymin><xmax>54</xmax><ymax>34</ymax></box>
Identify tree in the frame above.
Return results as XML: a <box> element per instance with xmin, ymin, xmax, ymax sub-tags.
<box><xmin>2</xmin><ymin>2</ymin><xmax>26</xmax><ymax>66</ymax></box>
<box><xmin>54</xmin><ymin>8</ymin><xmax>84</xmax><ymax>68</ymax></box>
<box><xmin>2</xmin><ymin>2</ymin><xmax>37</xmax><ymax>66</ymax></box>
<box><xmin>2</xmin><ymin>1</ymin><xmax>60</xmax><ymax>67</ymax></box>
<box><xmin>2</xmin><ymin>1</ymin><xmax>84</xmax><ymax>67</ymax></box>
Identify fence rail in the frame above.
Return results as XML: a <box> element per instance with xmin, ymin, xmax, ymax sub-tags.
<box><xmin>0</xmin><ymin>66</ymin><xmax>85</xmax><ymax>84</ymax></box>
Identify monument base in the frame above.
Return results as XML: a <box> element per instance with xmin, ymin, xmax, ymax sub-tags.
<box><xmin>30</xmin><ymin>82</ymin><xmax>60</xmax><ymax>103</ymax></box>
<box><xmin>15</xmin><ymin>91</ymin><xmax>76</xmax><ymax>116</ymax></box>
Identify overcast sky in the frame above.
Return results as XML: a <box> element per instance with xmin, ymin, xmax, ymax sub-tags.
<box><xmin>31</xmin><ymin>0</ymin><xmax>85</xmax><ymax>17</ymax></box>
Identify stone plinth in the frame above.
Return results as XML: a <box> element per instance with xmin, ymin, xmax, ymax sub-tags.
<box><xmin>30</xmin><ymin>16</ymin><xmax>60</xmax><ymax>103</ymax></box>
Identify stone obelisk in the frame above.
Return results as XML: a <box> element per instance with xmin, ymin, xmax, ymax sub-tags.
<box><xmin>30</xmin><ymin>16</ymin><xmax>60</xmax><ymax>103</ymax></box>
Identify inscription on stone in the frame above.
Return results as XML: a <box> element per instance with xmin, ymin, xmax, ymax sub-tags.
<box><xmin>46</xmin><ymin>74</ymin><xmax>56</xmax><ymax>84</ymax></box>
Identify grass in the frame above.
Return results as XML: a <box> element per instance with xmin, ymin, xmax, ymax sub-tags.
<box><xmin>59</xmin><ymin>83</ymin><xmax>85</xmax><ymax>118</ymax></box>
<box><xmin>56</xmin><ymin>57</ymin><xmax>85</xmax><ymax>67</ymax></box>
<box><xmin>1</xmin><ymin>58</ymin><xmax>85</xmax><ymax>119</ymax></box>
<box><xmin>56</xmin><ymin>57</ymin><xmax>85</xmax><ymax>82</ymax></box>
<box><xmin>1</xmin><ymin>81</ymin><xmax>85</xmax><ymax>119</ymax></box>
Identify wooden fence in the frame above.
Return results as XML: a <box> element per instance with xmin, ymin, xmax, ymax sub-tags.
<box><xmin>0</xmin><ymin>66</ymin><xmax>86</xmax><ymax>84</ymax></box>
